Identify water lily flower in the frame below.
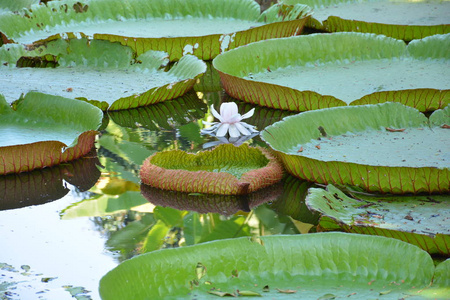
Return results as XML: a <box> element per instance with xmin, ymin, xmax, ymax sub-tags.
<box><xmin>201</xmin><ymin>102</ymin><xmax>258</xmax><ymax>138</ymax></box>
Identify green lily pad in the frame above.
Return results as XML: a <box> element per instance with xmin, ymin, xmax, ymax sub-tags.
<box><xmin>0</xmin><ymin>155</ymin><xmax>100</xmax><ymax>210</ymax></box>
<box><xmin>284</xmin><ymin>0</ymin><xmax>450</xmax><ymax>41</ymax></box>
<box><xmin>0</xmin><ymin>39</ymin><xmax>206</xmax><ymax>111</ymax></box>
<box><xmin>306</xmin><ymin>184</ymin><xmax>450</xmax><ymax>256</ymax></box>
<box><xmin>140</xmin><ymin>181</ymin><xmax>283</xmax><ymax>215</ymax></box>
<box><xmin>0</xmin><ymin>0</ymin><xmax>311</xmax><ymax>61</ymax></box>
<box><xmin>261</xmin><ymin>102</ymin><xmax>450</xmax><ymax>194</ymax></box>
<box><xmin>0</xmin><ymin>91</ymin><xmax>102</xmax><ymax>175</ymax></box>
<box><xmin>99</xmin><ymin>232</ymin><xmax>446</xmax><ymax>299</ymax></box>
<box><xmin>213</xmin><ymin>32</ymin><xmax>449</xmax><ymax>112</ymax></box>
<box><xmin>0</xmin><ymin>0</ymin><xmax>38</xmax><ymax>14</ymax></box>
<box><xmin>140</xmin><ymin>144</ymin><xmax>284</xmax><ymax>195</ymax></box>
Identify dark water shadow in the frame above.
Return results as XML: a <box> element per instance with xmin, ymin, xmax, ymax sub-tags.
<box><xmin>0</xmin><ymin>151</ymin><xmax>101</xmax><ymax>210</ymax></box>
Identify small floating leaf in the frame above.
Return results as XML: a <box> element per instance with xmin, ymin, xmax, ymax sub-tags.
<box><xmin>196</xmin><ymin>263</ymin><xmax>207</xmax><ymax>281</ymax></box>
<box><xmin>237</xmin><ymin>290</ymin><xmax>262</xmax><ymax>296</ymax></box>
<box><xmin>276</xmin><ymin>288</ymin><xmax>297</xmax><ymax>294</ymax></box>
<box><xmin>207</xmin><ymin>290</ymin><xmax>237</xmax><ymax>297</ymax></box>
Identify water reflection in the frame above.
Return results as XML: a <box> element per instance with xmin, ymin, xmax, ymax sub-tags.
<box><xmin>0</xmin><ymin>152</ymin><xmax>100</xmax><ymax>210</ymax></box>
<box><xmin>1</xmin><ymin>69</ymin><xmax>316</xmax><ymax>298</ymax></box>
<box><xmin>141</xmin><ymin>180</ymin><xmax>283</xmax><ymax>215</ymax></box>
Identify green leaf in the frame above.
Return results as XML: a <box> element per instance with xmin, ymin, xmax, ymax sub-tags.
<box><xmin>99</xmin><ymin>233</ymin><xmax>437</xmax><ymax>299</ymax></box>
<box><xmin>213</xmin><ymin>32</ymin><xmax>449</xmax><ymax>112</ymax></box>
<box><xmin>0</xmin><ymin>39</ymin><xmax>206</xmax><ymax>111</ymax></box>
<box><xmin>0</xmin><ymin>0</ymin><xmax>311</xmax><ymax>60</ymax></box>
<box><xmin>261</xmin><ymin>102</ymin><xmax>450</xmax><ymax>194</ymax></box>
<box><xmin>140</xmin><ymin>144</ymin><xmax>284</xmax><ymax>195</ymax></box>
<box><xmin>306</xmin><ymin>184</ymin><xmax>450</xmax><ymax>255</ymax></box>
<box><xmin>0</xmin><ymin>0</ymin><xmax>38</xmax><ymax>12</ymax></box>
<box><xmin>0</xmin><ymin>91</ymin><xmax>102</xmax><ymax>175</ymax></box>
<box><xmin>284</xmin><ymin>0</ymin><xmax>450</xmax><ymax>41</ymax></box>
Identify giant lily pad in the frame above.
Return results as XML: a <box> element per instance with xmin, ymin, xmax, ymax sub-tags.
<box><xmin>99</xmin><ymin>232</ymin><xmax>449</xmax><ymax>299</ymax></box>
<box><xmin>306</xmin><ymin>184</ymin><xmax>450</xmax><ymax>256</ymax></box>
<box><xmin>140</xmin><ymin>144</ymin><xmax>284</xmax><ymax>195</ymax></box>
<box><xmin>213</xmin><ymin>32</ymin><xmax>449</xmax><ymax>112</ymax></box>
<box><xmin>0</xmin><ymin>39</ymin><xmax>206</xmax><ymax>110</ymax></box>
<box><xmin>0</xmin><ymin>91</ymin><xmax>103</xmax><ymax>175</ymax></box>
<box><xmin>0</xmin><ymin>0</ymin><xmax>311</xmax><ymax>61</ymax></box>
<box><xmin>284</xmin><ymin>0</ymin><xmax>450</xmax><ymax>41</ymax></box>
<box><xmin>261</xmin><ymin>102</ymin><xmax>450</xmax><ymax>194</ymax></box>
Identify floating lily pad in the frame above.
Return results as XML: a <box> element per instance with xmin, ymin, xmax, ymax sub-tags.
<box><xmin>0</xmin><ymin>0</ymin><xmax>311</xmax><ymax>61</ymax></box>
<box><xmin>284</xmin><ymin>0</ymin><xmax>450</xmax><ymax>41</ymax></box>
<box><xmin>261</xmin><ymin>102</ymin><xmax>450</xmax><ymax>194</ymax></box>
<box><xmin>140</xmin><ymin>181</ymin><xmax>283</xmax><ymax>215</ymax></box>
<box><xmin>213</xmin><ymin>32</ymin><xmax>449</xmax><ymax>112</ymax></box>
<box><xmin>0</xmin><ymin>0</ymin><xmax>38</xmax><ymax>14</ymax></box>
<box><xmin>140</xmin><ymin>144</ymin><xmax>284</xmax><ymax>195</ymax></box>
<box><xmin>99</xmin><ymin>232</ymin><xmax>449</xmax><ymax>299</ymax></box>
<box><xmin>306</xmin><ymin>184</ymin><xmax>450</xmax><ymax>256</ymax></box>
<box><xmin>0</xmin><ymin>91</ymin><xmax>102</xmax><ymax>175</ymax></box>
<box><xmin>0</xmin><ymin>39</ymin><xmax>206</xmax><ymax>111</ymax></box>
<box><xmin>0</xmin><ymin>154</ymin><xmax>100</xmax><ymax>210</ymax></box>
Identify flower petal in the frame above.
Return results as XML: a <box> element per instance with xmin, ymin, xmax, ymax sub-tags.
<box><xmin>239</xmin><ymin>121</ymin><xmax>259</xmax><ymax>133</ymax></box>
<box><xmin>220</xmin><ymin>102</ymin><xmax>238</xmax><ymax>122</ymax></box>
<box><xmin>241</xmin><ymin>108</ymin><xmax>255</xmax><ymax>120</ymax></box>
<box><xmin>210</xmin><ymin>104</ymin><xmax>223</xmax><ymax>122</ymax></box>
<box><xmin>227</xmin><ymin>113</ymin><xmax>242</xmax><ymax>124</ymax></box>
<box><xmin>228</xmin><ymin>124</ymin><xmax>240</xmax><ymax>138</ymax></box>
<box><xmin>202</xmin><ymin>121</ymin><xmax>218</xmax><ymax>126</ymax></box>
<box><xmin>235</xmin><ymin>122</ymin><xmax>251</xmax><ymax>136</ymax></box>
<box><xmin>216</xmin><ymin>123</ymin><xmax>230</xmax><ymax>137</ymax></box>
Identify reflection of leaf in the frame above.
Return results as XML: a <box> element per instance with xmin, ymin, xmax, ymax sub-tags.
<box><xmin>61</xmin><ymin>191</ymin><xmax>148</xmax><ymax>219</ymax></box>
<box><xmin>106</xmin><ymin>214</ymin><xmax>155</xmax><ymax>254</ymax></box>
<box><xmin>141</xmin><ymin>220</ymin><xmax>169</xmax><ymax>253</ymax></box>
<box><xmin>199</xmin><ymin>217</ymin><xmax>251</xmax><ymax>243</ymax></box>
<box><xmin>141</xmin><ymin>181</ymin><xmax>283</xmax><ymax>215</ymax></box>
<box><xmin>0</xmin><ymin>154</ymin><xmax>100</xmax><ymax>210</ymax></box>
<box><xmin>153</xmin><ymin>206</ymin><xmax>187</xmax><ymax>227</ymax></box>
<box><xmin>100</xmin><ymin>233</ymin><xmax>437</xmax><ymax>299</ymax></box>
<box><xmin>108</xmin><ymin>91</ymin><xmax>206</xmax><ymax>130</ymax></box>
<box><xmin>254</xmin><ymin>205</ymin><xmax>299</xmax><ymax>235</ymax></box>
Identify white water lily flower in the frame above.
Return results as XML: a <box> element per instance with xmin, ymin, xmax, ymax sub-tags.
<box><xmin>201</xmin><ymin>102</ymin><xmax>258</xmax><ymax>138</ymax></box>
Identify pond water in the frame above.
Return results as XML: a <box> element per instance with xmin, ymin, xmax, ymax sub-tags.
<box><xmin>0</xmin><ymin>83</ymin><xmax>320</xmax><ymax>299</ymax></box>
